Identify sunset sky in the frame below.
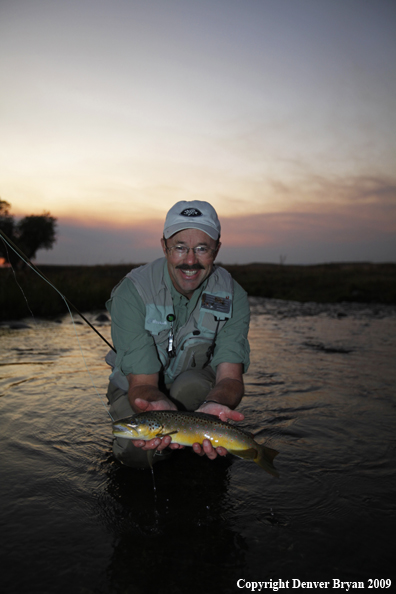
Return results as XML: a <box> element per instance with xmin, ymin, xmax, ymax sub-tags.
<box><xmin>1</xmin><ymin>0</ymin><xmax>395</xmax><ymax>265</ymax></box>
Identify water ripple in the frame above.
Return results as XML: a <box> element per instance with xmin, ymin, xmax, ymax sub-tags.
<box><xmin>1</xmin><ymin>303</ymin><xmax>395</xmax><ymax>591</ymax></box>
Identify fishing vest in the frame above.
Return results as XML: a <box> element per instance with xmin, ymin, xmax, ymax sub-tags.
<box><xmin>107</xmin><ymin>257</ymin><xmax>234</xmax><ymax>388</ymax></box>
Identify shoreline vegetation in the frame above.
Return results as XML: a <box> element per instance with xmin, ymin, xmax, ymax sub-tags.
<box><xmin>1</xmin><ymin>262</ymin><xmax>395</xmax><ymax>321</ymax></box>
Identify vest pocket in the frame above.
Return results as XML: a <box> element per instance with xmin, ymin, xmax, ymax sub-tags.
<box><xmin>167</xmin><ymin>339</ymin><xmax>212</xmax><ymax>381</ymax></box>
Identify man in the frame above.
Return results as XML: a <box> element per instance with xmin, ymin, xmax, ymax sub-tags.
<box><xmin>105</xmin><ymin>200</ymin><xmax>250</xmax><ymax>467</ymax></box>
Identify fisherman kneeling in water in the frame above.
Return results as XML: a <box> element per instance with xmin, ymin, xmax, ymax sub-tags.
<box><xmin>105</xmin><ymin>200</ymin><xmax>250</xmax><ymax>468</ymax></box>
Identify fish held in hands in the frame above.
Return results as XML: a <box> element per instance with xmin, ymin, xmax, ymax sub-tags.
<box><xmin>112</xmin><ymin>410</ymin><xmax>279</xmax><ymax>477</ymax></box>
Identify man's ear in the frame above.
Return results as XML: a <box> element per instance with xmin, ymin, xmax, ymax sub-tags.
<box><xmin>213</xmin><ymin>241</ymin><xmax>221</xmax><ymax>261</ymax></box>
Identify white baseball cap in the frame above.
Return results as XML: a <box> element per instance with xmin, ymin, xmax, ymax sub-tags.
<box><xmin>163</xmin><ymin>200</ymin><xmax>221</xmax><ymax>240</ymax></box>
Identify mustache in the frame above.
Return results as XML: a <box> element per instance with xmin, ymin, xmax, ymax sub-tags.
<box><xmin>176</xmin><ymin>264</ymin><xmax>204</xmax><ymax>271</ymax></box>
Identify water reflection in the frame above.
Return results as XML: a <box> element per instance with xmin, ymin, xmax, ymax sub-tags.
<box><xmin>103</xmin><ymin>452</ymin><xmax>247</xmax><ymax>593</ymax></box>
<box><xmin>1</xmin><ymin>300</ymin><xmax>396</xmax><ymax>593</ymax></box>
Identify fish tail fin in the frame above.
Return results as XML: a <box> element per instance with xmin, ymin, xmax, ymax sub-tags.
<box><xmin>228</xmin><ymin>445</ymin><xmax>280</xmax><ymax>477</ymax></box>
<box><xmin>255</xmin><ymin>443</ymin><xmax>280</xmax><ymax>477</ymax></box>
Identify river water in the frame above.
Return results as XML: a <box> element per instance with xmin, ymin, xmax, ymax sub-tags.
<box><xmin>1</xmin><ymin>298</ymin><xmax>396</xmax><ymax>594</ymax></box>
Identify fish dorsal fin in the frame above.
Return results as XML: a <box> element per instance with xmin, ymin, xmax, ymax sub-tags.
<box><xmin>186</xmin><ymin>412</ymin><xmax>223</xmax><ymax>422</ymax></box>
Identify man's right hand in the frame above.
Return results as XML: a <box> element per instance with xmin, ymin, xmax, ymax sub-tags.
<box><xmin>133</xmin><ymin>396</ymin><xmax>177</xmax><ymax>413</ymax></box>
<box><xmin>127</xmin><ymin>373</ymin><xmax>183</xmax><ymax>451</ymax></box>
<box><xmin>131</xmin><ymin>396</ymin><xmax>183</xmax><ymax>451</ymax></box>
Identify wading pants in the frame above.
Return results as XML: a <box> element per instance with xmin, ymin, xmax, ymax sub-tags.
<box><xmin>107</xmin><ymin>366</ymin><xmax>216</xmax><ymax>468</ymax></box>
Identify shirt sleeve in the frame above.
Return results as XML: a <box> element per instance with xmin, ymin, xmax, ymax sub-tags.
<box><xmin>106</xmin><ymin>278</ymin><xmax>162</xmax><ymax>377</ymax></box>
<box><xmin>210</xmin><ymin>279</ymin><xmax>250</xmax><ymax>373</ymax></box>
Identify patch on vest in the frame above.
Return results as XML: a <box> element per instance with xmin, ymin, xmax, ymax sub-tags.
<box><xmin>201</xmin><ymin>292</ymin><xmax>231</xmax><ymax>314</ymax></box>
<box><xmin>180</xmin><ymin>208</ymin><xmax>202</xmax><ymax>217</ymax></box>
<box><xmin>147</xmin><ymin>318</ymin><xmax>168</xmax><ymax>325</ymax></box>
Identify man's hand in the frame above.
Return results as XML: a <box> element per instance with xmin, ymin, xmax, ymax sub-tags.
<box><xmin>131</xmin><ymin>396</ymin><xmax>183</xmax><ymax>451</ymax></box>
<box><xmin>192</xmin><ymin>438</ymin><xmax>228</xmax><ymax>459</ymax></box>
<box><xmin>132</xmin><ymin>434</ymin><xmax>183</xmax><ymax>452</ymax></box>
<box><xmin>134</xmin><ymin>396</ymin><xmax>177</xmax><ymax>413</ymax></box>
<box><xmin>127</xmin><ymin>372</ymin><xmax>183</xmax><ymax>451</ymax></box>
<box><xmin>196</xmin><ymin>400</ymin><xmax>244</xmax><ymax>423</ymax></box>
<box><xmin>193</xmin><ymin>400</ymin><xmax>245</xmax><ymax>459</ymax></box>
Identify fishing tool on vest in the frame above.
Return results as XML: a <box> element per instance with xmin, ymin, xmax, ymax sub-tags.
<box><xmin>200</xmin><ymin>292</ymin><xmax>231</xmax><ymax>369</ymax></box>
<box><xmin>166</xmin><ymin>313</ymin><xmax>176</xmax><ymax>358</ymax></box>
<box><xmin>203</xmin><ymin>318</ymin><xmax>221</xmax><ymax>368</ymax></box>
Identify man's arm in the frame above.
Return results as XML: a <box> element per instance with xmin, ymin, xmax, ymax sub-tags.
<box><xmin>128</xmin><ymin>372</ymin><xmax>175</xmax><ymax>412</ymax></box>
<box><xmin>199</xmin><ymin>361</ymin><xmax>244</xmax><ymax>413</ymax></box>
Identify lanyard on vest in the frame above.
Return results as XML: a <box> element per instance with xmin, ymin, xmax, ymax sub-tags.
<box><xmin>166</xmin><ymin>313</ymin><xmax>176</xmax><ymax>358</ymax></box>
<box><xmin>165</xmin><ymin>312</ymin><xmax>220</xmax><ymax>368</ymax></box>
<box><xmin>202</xmin><ymin>318</ymin><xmax>221</xmax><ymax>369</ymax></box>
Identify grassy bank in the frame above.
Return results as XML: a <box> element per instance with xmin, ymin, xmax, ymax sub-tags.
<box><xmin>1</xmin><ymin>262</ymin><xmax>395</xmax><ymax>321</ymax></box>
<box><xmin>224</xmin><ymin>262</ymin><xmax>396</xmax><ymax>304</ymax></box>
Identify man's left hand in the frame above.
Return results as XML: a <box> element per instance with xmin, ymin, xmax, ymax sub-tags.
<box><xmin>196</xmin><ymin>400</ymin><xmax>244</xmax><ymax>422</ymax></box>
<box><xmin>193</xmin><ymin>401</ymin><xmax>245</xmax><ymax>459</ymax></box>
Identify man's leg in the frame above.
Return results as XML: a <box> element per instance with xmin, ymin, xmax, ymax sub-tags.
<box><xmin>169</xmin><ymin>366</ymin><xmax>216</xmax><ymax>411</ymax></box>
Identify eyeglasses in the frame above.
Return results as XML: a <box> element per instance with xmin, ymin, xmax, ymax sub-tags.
<box><xmin>166</xmin><ymin>244</ymin><xmax>217</xmax><ymax>258</ymax></box>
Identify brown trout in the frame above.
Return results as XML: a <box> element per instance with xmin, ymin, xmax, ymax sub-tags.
<box><xmin>112</xmin><ymin>411</ymin><xmax>279</xmax><ymax>476</ymax></box>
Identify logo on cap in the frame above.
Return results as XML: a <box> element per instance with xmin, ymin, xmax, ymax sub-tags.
<box><xmin>180</xmin><ymin>208</ymin><xmax>202</xmax><ymax>217</ymax></box>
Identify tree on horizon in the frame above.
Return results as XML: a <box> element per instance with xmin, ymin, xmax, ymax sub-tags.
<box><xmin>0</xmin><ymin>199</ymin><xmax>57</xmax><ymax>266</ymax></box>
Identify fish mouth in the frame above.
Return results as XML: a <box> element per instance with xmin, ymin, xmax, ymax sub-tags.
<box><xmin>112</xmin><ymin>422</ymin><xmax>139</xmax><ymax>437</ymax></box>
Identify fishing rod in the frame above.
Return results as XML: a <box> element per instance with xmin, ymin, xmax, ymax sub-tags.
<box><xmin>0</xmin><ymin>228</ymin><xmax>116</xmax><ymax>353</ymax></box>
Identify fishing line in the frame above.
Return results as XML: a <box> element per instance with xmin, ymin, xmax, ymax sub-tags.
<box><xmin>0</xmin><ymin>229</ymin><xmax>115</xmax><ymax>352</ymax></box>
<box><xmin>0</xmin><ymin>230</ymin><xmax>115</xmax><ymax>421</ymax></box>
<box><xmin>1</xmin><ymin>233</ymin><xmax>38</xmax><ymax>324</ymax></box>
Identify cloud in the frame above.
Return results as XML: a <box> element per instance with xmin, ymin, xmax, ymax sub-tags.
<box><xmin>32</xmin><ymin>173</ymin><xmax>395</xmax><ymax>265</ymax></box>
<box><xmin>219</xmin><ymin>175</ymin><xmax>396</xmax><ymax>253</ymax></box>
<box><xmin>296</xmin><ymin>174</ymin><xmax>396</xmax><ymax>207</ymax></box>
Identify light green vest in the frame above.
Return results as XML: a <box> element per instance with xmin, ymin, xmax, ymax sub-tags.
<box><xmin>125</xmin><ymin>257</ymin><xmax>233</xmax><ymax>383</ymax></box>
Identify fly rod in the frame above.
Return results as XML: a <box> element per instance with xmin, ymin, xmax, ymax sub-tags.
<box><xmin>0</xmin><ymin>228</ymin><xmax>116</xmax><ymax>353</ymax></box>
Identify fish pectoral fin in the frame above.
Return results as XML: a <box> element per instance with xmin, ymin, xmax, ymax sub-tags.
<box><xmin>156</xmin><ymin>430</ymin><xmax>178</xmax><ymax>437</ymax></box>
<box><xmin>146</xmin><ymin>430</ymin><xmax>179</xmax><ymax>468</ymax></box>
<box><xmin>228</xmin><ymin>447</ymin><xmax>257</xmax><ymax>461</ymax></box>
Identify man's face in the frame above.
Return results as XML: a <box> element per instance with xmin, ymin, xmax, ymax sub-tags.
<box><xmin>161</xmin><ymin>228</ymin><xmax>221</xmax><ymax>299</ymax></box>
